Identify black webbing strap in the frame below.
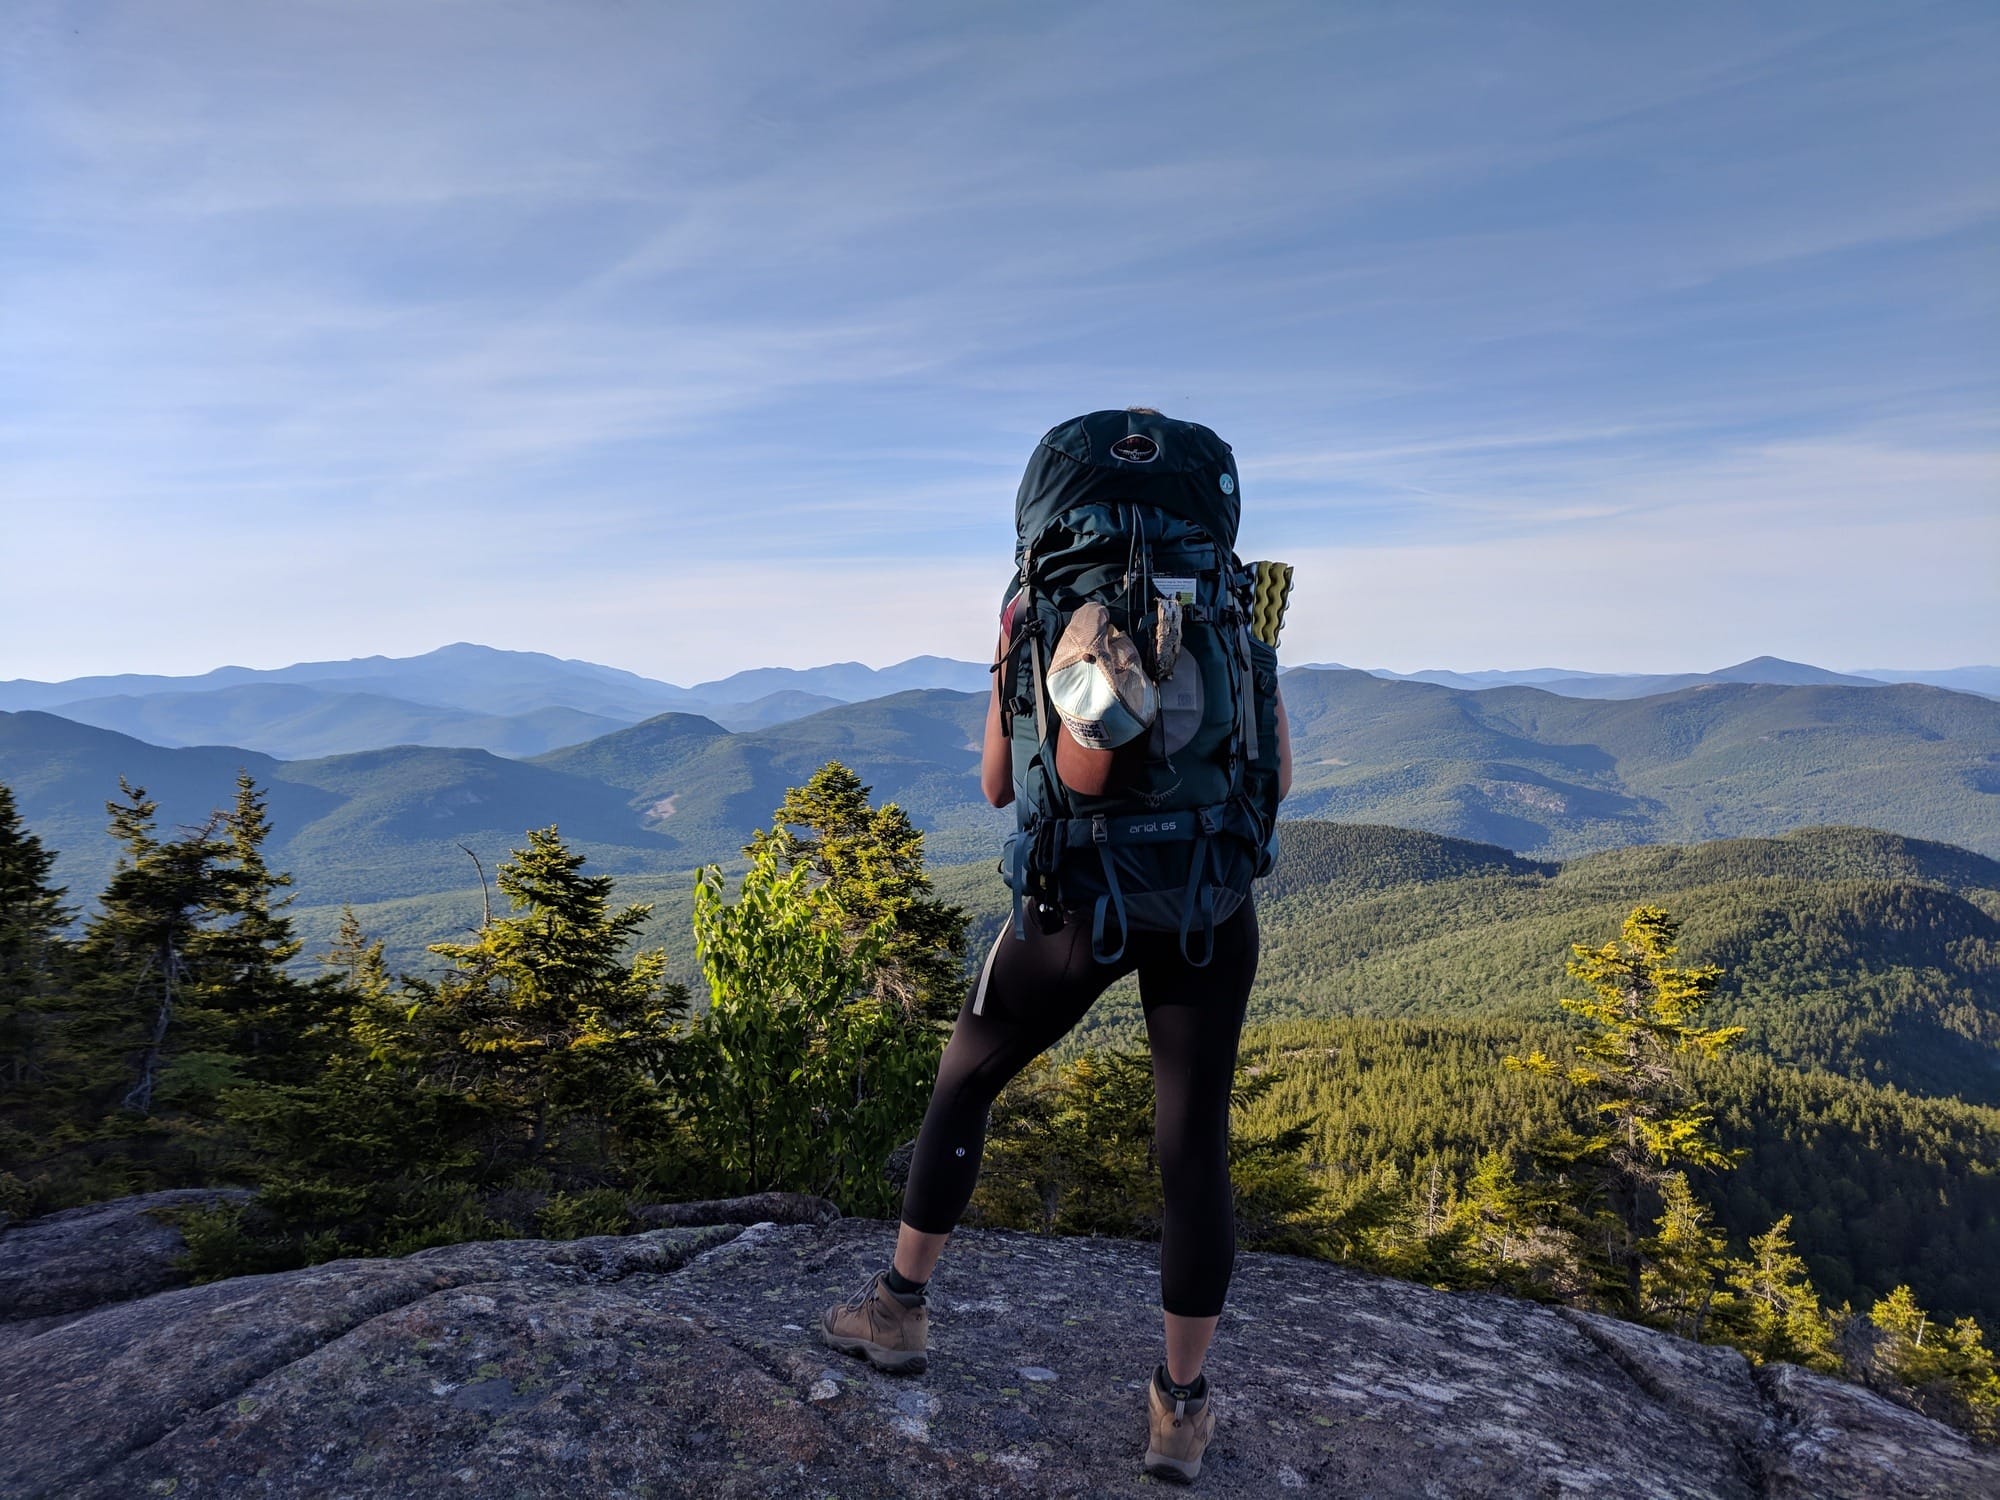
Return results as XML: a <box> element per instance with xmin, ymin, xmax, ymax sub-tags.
<box><xmin>1017</xmin><ymin>555</ymin><xmax>1050</xmax><ymax>752</ymax></box>
<box><xmin>990</xmin><ymin>652</ymin><xmax>1013</xmax><ymax>741</ymax></box>
<box><xmin>1177</xmin><ymin>806</ymin><xmax>1221</xmax><ymax>967</ymax></box>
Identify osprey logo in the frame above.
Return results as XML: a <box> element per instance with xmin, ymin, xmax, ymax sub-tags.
<box><xmin>1109</xmin><ymin>433</ymin><xmax>1159</xmax><ymax>464</ymax></box>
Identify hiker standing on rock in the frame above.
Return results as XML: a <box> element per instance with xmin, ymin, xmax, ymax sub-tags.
<box><xmin>821</xmin><ymin>409</ymin><xmax>1293</xmax><ymax>1485</ymax></box>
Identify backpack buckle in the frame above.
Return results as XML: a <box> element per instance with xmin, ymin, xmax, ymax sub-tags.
<box><xmin>1091</xmin><ymin>814</ymin><xmax>1109</xmax><ymax>845</ymax></box>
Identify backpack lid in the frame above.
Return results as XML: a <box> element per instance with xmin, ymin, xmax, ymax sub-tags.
<box><xmin>1013</xmin><ymin>410</ymin><xmax>1240</xmax><ymax>566</ymax></box>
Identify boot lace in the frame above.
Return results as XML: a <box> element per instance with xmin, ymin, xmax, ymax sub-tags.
<box><xmin>837</xmin><ymin>1267</ymin><xmax>889</xmax><ymax>1316</ymax></box>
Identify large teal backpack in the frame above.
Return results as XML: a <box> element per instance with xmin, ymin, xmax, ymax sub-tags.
<box><xmin>995</xmin><ymin>410</ymin><xmax>1282</xmax><ymax>969</ymax></box>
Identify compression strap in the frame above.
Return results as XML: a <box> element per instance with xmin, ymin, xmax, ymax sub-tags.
<box><xmin>1088</xmin><ymin>816</ymin><xmax>1129</xmax><ymax>966</ymax></box>
<box><xmin>1177</xmin><ymin>807</ymin><xmax>1221</xmax><ymax>968</ymax></box>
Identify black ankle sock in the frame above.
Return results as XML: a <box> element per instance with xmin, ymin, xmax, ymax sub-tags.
<box><xmin>883</xmin><ymin>1265</ymin><xmax>927</xmax><ymax>1297</ymax></box>
<box><xmin>1156</xmin><ymin>1363</ymin><xmax>1207</xmax><ymax>1402</ymax></box>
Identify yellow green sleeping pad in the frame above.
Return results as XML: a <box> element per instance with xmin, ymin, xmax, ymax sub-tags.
<box><xmin>1248</xmin><ymin>560</ymin><xmax>1293</xmax><ymax>647</ymax></box>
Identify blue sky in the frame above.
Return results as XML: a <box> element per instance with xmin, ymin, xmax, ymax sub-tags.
<box><xmin>3</xmin><ymin>1</ymin><xmax>1995</xmax><ymax>684</ymax></box>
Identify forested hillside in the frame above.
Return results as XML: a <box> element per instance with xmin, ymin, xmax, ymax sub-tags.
<box><xmin>1211</xmin><ymin>1019</ymin><xmax>2000</xmax><ymax>1321</ymax></box>
<box><xmin>0</xmin><ymin>692</ymin><xmax>1003</xmax><ymax>909</ymax></box>
<box><xmin>10</xmin><ymin>694</ymin><xmax>1992</xmax><ymax>1110</ymax></box>
<box><xmin>938</xmin><ymin>824</ymin><xmax>2000</xmax><ymax>1107</ymax></box>
<box><xmin>527</xmin><ymin>693</ymin><xmax>1002</xmax><ymax>869</ymax></box>
<box><xmin>1275</xmin><ymin>670</ymin><xmax>2000</xmax><ymax>856</ymax></box>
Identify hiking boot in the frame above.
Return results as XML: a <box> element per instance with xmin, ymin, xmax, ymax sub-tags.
<box><xmin>818</xmin><ymin>1267</ymin><xmax>929</xmax><ymax>1375</ymax></box>
<box><xmin>1144</xmin><ymin>1365</ymin><xmax>1216</xmax><ymax>1484</ymax></box>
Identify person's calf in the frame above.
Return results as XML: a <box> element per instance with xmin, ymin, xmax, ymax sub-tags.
<box><xmin>1161</xmin><ymin>1307</ymin><xmax>1220</xmax><ymax>1387</ymax></box>
<box><xmin>892</xmin><ymin>1221</ymin><xmax>951</xmax><ymax>1285</ymax></box>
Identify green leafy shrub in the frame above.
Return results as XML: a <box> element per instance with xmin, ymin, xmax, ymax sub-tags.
<box><xmin>676</xmin><ymin>833</ymin><xmax>941</xmax><ymax>1216</ymax></box>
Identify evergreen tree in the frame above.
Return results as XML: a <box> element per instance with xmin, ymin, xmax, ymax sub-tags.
<box><xmin>1867</xmin><ymin>1285</ymin><xmax>2000</xmax><ymax>1442</ymax></box>
<box><xmin>1456</xmin><ymin>1149</ymin><xmax>1587</xmax><ymax>1299</ymax></box>
<box><xmin>745</xmin><ymin>761</ymin><xmax>969</xmax><ymax>1024</ymax></box>
<box><xmin>71</xmin><ymin>781</ymin><xmax>230</xmax><ymax>1117</ymax></box>
<box><xmin>1720</xmin><ymin>1215</ymin><xmax>1839</xmax><ymax>1371</ymax></box>
<box><xmin>1224</xmin><ymin>1066</ymin><xmax>1333</xmax><ymax>1260</ymax></box>
<box><xmin>1311</xmin><ymin>1163</ymin><xmax>1420</xmax><ymax>1274</ymax></box>
<box><xmin>401</xmin><ymin>826</ymin><xmax>684</xmax><ymax>1170</ymax></box>
<box><xmin>1507</xmin><ymin>906</ymin><xmax>1745</xmax><ymax>1312</ymax></box>
<box><xmin>1640</xmin><ymin>1172</ymin><xmax>1730</xmax><ymax>1341</ymax></box>
<box><xmin>0</xmin><ymin>781</ymin><xmax>70</xmax><ymax>1096</ymax></box>
<box><xmin>64</xmin><ymin>774</ymin><xmax>321</xmax><ymax>1124</ymax></box>
<box><xmin>1040</xmin><ymin>1049</ymin><xmax>1163</xmax><ymax>1239</ymax></box>
<box><xmin>320</xmin><ymin>906</ymin><xmax>392</xmax><ymax>1005</ymax></box>
<box><xmin>966</xmin><ymin>1055</ymin><xmax>1072</xmax><ymax>1233</ymax></box>
<box><xmin>202</xmin><ymin>773</ymin><xmax>324</xmax><ymax>1082</ymax></box>
<box><xmin>219</xmin><ymin>904</ymin><xmax>494</xmax><ymax>1266</ymax></box>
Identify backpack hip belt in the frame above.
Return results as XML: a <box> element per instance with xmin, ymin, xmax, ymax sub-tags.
<box><xmin>993</xmin><ymin>798</ymin><xmax>1264</xmax><ymax>993</ymax></box>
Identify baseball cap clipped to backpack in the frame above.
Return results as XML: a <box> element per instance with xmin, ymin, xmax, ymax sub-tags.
<box><xmin>1046</xmin><ymin>601</ymin><xmax>1158</xmax><ymax>750</ymax></box>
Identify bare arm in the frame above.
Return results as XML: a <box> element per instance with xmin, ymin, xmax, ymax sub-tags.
<box><xmin>981</xmin><ymin>628</ymin><xmax>1014</xmax><ymax>808</ymax></box>
<box><xmin>1275</xmin><ymin>681</ymin><xmax>1293</xmax><ymax>802</ymax></box>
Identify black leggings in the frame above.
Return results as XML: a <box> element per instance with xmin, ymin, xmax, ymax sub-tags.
<box><xmin>899</xmin><ymin>900</ymin><xmax>1259</xmax><ymax>1317</ymax></box>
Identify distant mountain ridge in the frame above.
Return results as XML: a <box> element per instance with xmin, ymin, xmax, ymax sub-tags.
<box><xmin>4</xmin><ymin>667</ymin><xmax>1997</xmax><ymax>920</ymax></box>
<box><xmin>0</xmin><ymin>644</ymin><xmax>993</xmax><ymax>758</ymax></box>
<box><xmin>5</xmin><ymin>645</ymin><xmax>1992</xmax><ymax>766</ymax></box>
<box><xmin>0</xmin><ymin>643</ymin><xmax>996</xmax><ymax>715</ymax></box>
<box><xmin>0</xmin><ymin>643</ymin><xmax>689</xmax><ymax>718</ymax></box>
<box><xmin>681</xmin><ymin>654</ymin><xmax>990</xmax><ymax>702</ymax></box>
<box><xmin>37</xmin><ymin>684</ymin><xmax>631</xmax><ymax>761</ymax></box>
<box><xmin>1295</xmin><ymin>655</ymin><xmax>2000</xmax><ymax>700</ymax></box>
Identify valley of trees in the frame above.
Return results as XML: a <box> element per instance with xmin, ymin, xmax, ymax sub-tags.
<box><xmin>935</xmin><ymin>820</ymin><xmax>2000</xmax><ymax>1109</ymax></box>
<box><xmin>1</xmin><ymin>766</ymin><xmax>1995</xmax><ymax>1441</ymax></box>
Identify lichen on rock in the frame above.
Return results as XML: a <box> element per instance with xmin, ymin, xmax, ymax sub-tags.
<box><xmin>0</xmin><ymin>1203</ymin><xmax>1993</xmax><ymax>1498</ymax></box>
<box><xmin>0</xmin><ymin>1186</ymin><xmax>254</xmax><ymax>1346</ymax></box>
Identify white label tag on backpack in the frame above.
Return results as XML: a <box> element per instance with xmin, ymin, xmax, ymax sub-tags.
<box><xmin>1153</xmin><ymin>576</ymin><xmax>1196</xmax><ymax>604</ymax></box>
